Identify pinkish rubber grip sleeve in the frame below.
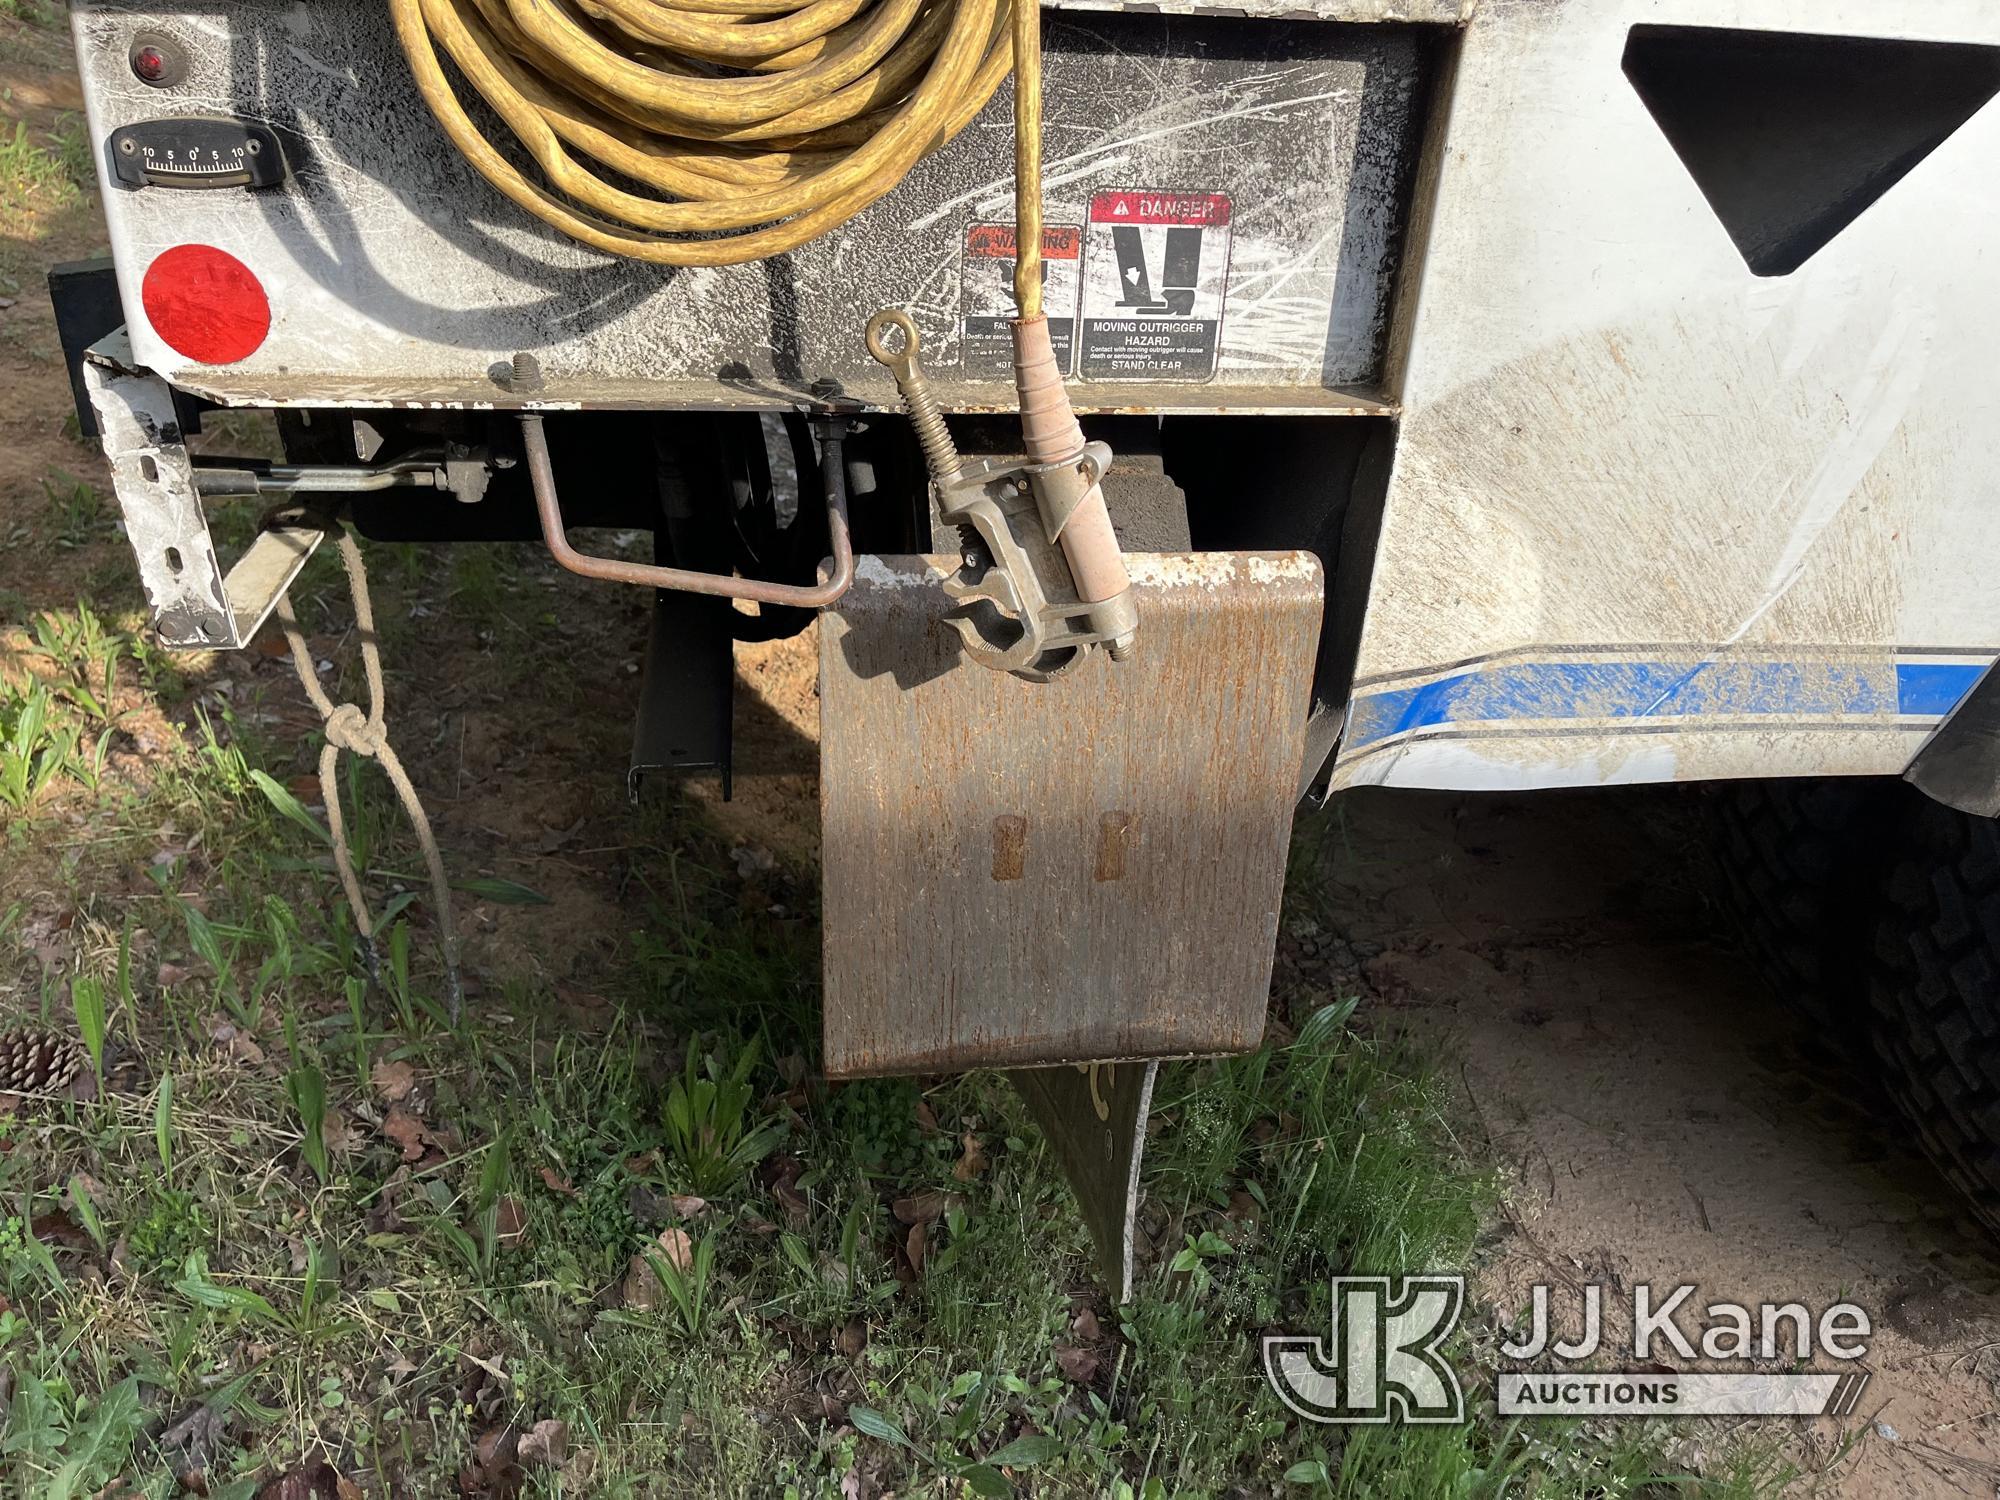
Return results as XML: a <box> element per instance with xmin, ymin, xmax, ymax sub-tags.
<box><xmin>1012</xmin><ymin>315</ymin><xmax>1131</xmax><ymax>605</ymax></box>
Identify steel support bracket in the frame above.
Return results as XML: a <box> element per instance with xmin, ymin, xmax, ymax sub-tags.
<box><xmin>83</xmin><ymin>331</ymin><xmax>326</xmax><ymax>649</ymax></box>
<box><xmin>1004</xmin><ymin>1061</ymin><xmax>1159</xmax><ymax>1303</ymax></box>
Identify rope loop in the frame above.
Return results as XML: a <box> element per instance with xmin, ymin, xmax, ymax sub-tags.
<box><xmin>274</xmin><ymin>527</ymin><xmax>464</xmax><ymax>1020</ymax></box>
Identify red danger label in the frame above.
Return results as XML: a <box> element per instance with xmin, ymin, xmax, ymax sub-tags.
<box><xmin>1080</xmin><ymin>188</ymin><xmax>1233</xmax><ymax>381</ymax></box>
<box><xmin>1090</xmin><ymin>191</ymin><xmax>1232</xmax><ymax>228</ymax></box>
<box><xmin>966</xmin><ymin>224</ymin><xmax>1082</xmax><ymax>259</ymax></box>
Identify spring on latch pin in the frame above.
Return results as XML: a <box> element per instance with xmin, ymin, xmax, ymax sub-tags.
<box><xmin>863</xmin><ymin>309</ymin><xmax>960</xmax><ymax>488</ymax></box>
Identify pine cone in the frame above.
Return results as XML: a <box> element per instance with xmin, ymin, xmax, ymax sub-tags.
<box><xmin>0</xmin><ymin>1027</ymin><xmax>88</xmax><ymax>1096</ymax></box>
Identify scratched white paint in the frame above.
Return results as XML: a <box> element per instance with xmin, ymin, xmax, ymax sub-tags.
<box><xmin>1342</xmin><ymin>0</ymin><xmax>2000</xmax><ymax>790</ymax></box>
<box><xmin>1342</xmin><ymin>739</ymin><xmax>1683</xmax><ymax>792</ymax></box>
<box><xmin>1734</xmin><ymin>296</ymin><xmax>1932</xmax><ymax>638</ymax></box>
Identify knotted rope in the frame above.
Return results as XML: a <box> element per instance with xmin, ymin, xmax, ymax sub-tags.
<box><xmin>275</xmin><ymin>528</ymin><xmax>463</xmax><ymax>1020</ymax></box>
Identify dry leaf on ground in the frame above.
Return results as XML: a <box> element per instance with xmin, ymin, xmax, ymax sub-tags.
<box><xmin>371</xmin><ymin>1058</ymin><xmax>417</xmax><ymax>1103</ymax></box>
<box><xmin>1054</xmin><ymin>1344</ymin><xmax>1099</xmax><ymax>1383</ymax></box>
<box><xmin>382</xmin><ymin>1105</ymin><xmax>433</xmax><ymax>1163</ymax></box>
<box><xmin>891</xmin><ymin>1190</ymin><xmax>964</xmax><ymax>1226</ymax></box>
<box><xmin>952</xmin><ymin>1132</ymin><xmax>988</xmax><ymax>1182</ymax></box>
<box><xmin>538</xmin><ymin>1167</ymin><xmax>576</xmax><ymax>1197</ymax></box>
<box><xmin>654</xmin><ymin>1226</ymin><xmax>694</xmax><ymax>1274</ymax></box>
<box><xmin>621</xmin><ymin>1254</ymin><xmax>659</xmax><ymax>1310</ymax></box>
<box><xmin>518</xmin><ymin>1419</ymin><xmax>568</xmax><ymax>1469</ymax></box>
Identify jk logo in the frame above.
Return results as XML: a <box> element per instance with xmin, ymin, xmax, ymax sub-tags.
<box><xmin>1262</xmin><ymin>1276</ymin><xmax>1467</xmax><ymax>1424</ymax></box>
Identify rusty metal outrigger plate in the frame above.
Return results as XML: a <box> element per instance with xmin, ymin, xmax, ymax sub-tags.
<box><xmin>820</xmin><ymin>551</ymin><xmax>1323</xmax><ymax>1295</ymax></box>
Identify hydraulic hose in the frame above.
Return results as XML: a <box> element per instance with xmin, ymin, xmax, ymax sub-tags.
<box><xmin>388</xmin><ymin>0</ymin><xmax>1014</xmax><ymax>265</ymax></box>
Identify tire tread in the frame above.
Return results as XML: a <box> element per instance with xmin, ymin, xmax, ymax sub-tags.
<box><xmin>1869</xmin><ymin>800</ymin><xmax>2000</xmax><ymax>1237</ymax></box>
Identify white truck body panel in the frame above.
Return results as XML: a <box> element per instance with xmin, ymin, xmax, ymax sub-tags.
<box><xmin>1334</xmin><ymin>0</ymin><xmax>2000</xmax><ymax>790</ymax></box>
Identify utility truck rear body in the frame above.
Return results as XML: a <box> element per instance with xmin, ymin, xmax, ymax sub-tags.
<box><xmin>53</xmin><ymin>0</ymin><xmax>2000</xmax><ymax>1281</ymax></box>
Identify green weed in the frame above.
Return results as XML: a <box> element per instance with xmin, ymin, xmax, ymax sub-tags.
<box><xmin>425</xmin><ymin>1126</ymin><xmax>516</xmax><ymax>1284</ymax></box>
<box><xmin>0</xmin><ymin>117</ymin><xmax>80</xmax><ymax>211</ymax></box>
<box><xmin>0</xmin><ymin>1</ymin><xmax>62</xmax><ymax>28</ymax></box>
<box><xmin>41</xmin><ymin>471</ymin><xmax>106</xmax><ymax>552</ymax></box>
<box><xmin>176</xmin><ymin>1244</ymin><xmax>348</xmax><ymax>1344</ymax></box>
<box><xmin>48</xmin><ymin>113</ymin><xmax>93</xmax><ymax>190</ymax></box>
<box><xmin>286</xmin><ymin>1063</ymin><xmax>330</xmax><ymax>1182</ymax></box>
<box><xmin>64</xmin><ymin>1178</ymin><xmax>106</xmax><ymax>1253</ymax></box>
<box><xmin>828</xmin><ymin>1075</ymin><xmax>929</xmax><ymax>1174</ymax></box>
<box><xmin>0</xmin><ymin>680</ymin><xmax>76</xmax><ymax>808</ymax></box>
<box><xmin>153</xmin><ymin>1072</ymin><xmax>175</xmax><ymax>1180</ymax></box>
<box><xmin>25</xmin><ymin>601</ymin><xmax>127</xmax><ymax>720</ymax></box>
<box><xmin>0</xmin><ymin>1373</ymin><xmax>146</xmax><ymax>1498</ymax></box>
<box><xmin>66</xmin><ymin>975</ymin><xmax>105</xmax><ymax>1081</ymax></box>
<box><xmin>125</xmin><ymin>1186</ymin><xmax>208</xmax><ymax>1280</ymax></box>
<box><xmin>661</xmin><ymin>1036</ymin><xmax>787</xmax><ymax>1194</ymax></box>
<box><xmin>643</xmin><ymin>1230</ymin><xmax>718</xmax><ymax>1337</ymax></box>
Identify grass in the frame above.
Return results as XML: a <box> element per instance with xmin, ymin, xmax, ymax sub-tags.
<box><xmin>42</xmin><ymin>472</ymin><xmax>109</xmax><ymax>553</ymax></box>
<box><xmin>0</xmin><ymin>567</ymin><xmax>1800</xmax><ymax>1495</ymax></box>
<box><xmin>0</xmin><ymin>113</ymin><xmax>87</xmax><ymax>220</ymax></box>
<box><xmin>0</xmin><ymin>1</ymin><xmax>62</xmax><ymax>26</ymax></box>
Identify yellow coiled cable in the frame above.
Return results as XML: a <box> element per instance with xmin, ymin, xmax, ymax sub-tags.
<box><xmin>387</xmin><ymin>0</ymin><xmax>1016</xmax><ymax>266</ymax></box>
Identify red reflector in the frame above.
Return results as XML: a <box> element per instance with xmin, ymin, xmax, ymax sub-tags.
<box><xmin>141</xmin><ymin>244</ymin><xmax>271</xmax><ymax>366</ymax></box>
<box><xmin>132</xmin><ymin>45</ymin><xmax>168</xmax><ymax>83</ymax></box>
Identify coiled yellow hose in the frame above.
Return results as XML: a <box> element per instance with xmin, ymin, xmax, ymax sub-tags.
<box><xmin>388</xmin><ymin>0</ymin><xmax>1015</xmax><ymax>266</ymax></box>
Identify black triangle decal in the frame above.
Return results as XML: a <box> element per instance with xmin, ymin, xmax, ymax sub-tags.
<box><xmin>1623</xmin><ymin>25</ymin><xmax>2000</xmax><ymax>276</ymax></box>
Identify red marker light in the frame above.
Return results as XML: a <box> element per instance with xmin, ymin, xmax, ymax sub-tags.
<box><xmin>131</xmin><ymin>44</ymin><xmax>169</xmax><ymax>83</ymax></box>
<box><xmin>141</xmin><ymin>245</ymin><xmax>271</xmax><ymax>366</ymax></box>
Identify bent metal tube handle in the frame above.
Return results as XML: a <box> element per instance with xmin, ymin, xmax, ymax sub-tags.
<box><xmin>519</xmin><ymin>414</ymin><xmax>854</xmax><ymax>607</ymax></box>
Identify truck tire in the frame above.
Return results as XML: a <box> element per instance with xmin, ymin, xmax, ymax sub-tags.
<box><xmin>1869</xmin><ymin>798</ymin><xmax>2000</xmax><ymax>1236</ymax></box>
<box><xmin>1706</xmin><ymin>779</ymin><xmax>1899</xmax><ymax>1033</ymax></box>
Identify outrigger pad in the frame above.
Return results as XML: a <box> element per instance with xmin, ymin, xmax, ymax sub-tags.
<box><xmin>820</xmin><ymin>552</ymin><xmax>1323</xmax><ymax>1077</ymax></box>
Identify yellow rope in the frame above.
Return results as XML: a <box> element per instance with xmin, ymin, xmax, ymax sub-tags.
<box><xmin>389</xmin><ymin>0</ymin><xmax>1016</xmax><ymax>265</ymax></box>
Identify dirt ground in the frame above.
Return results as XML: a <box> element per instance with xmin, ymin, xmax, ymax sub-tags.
<box><xmin>1320</xmin><ymin>787</ymin><xmax>2000</xmax><ymax>1497</ymax></box>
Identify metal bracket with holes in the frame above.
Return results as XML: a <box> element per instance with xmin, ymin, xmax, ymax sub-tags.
<box><xmin>83</xmin><ymin>330</ymin><xmax>326</xmax><ymax>649</ymax></box>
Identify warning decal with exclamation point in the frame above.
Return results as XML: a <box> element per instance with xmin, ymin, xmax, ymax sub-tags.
<box><xmin>1078</xmin><ymin>190</ymin><xmax>1233</xmax><ymax>382</ymax></box>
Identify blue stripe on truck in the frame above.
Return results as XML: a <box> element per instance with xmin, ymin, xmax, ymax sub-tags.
<box><xmin>1347</xmin><ymin>656</ymin><xmax>1989</xmax><ymax>750</ymax></box>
